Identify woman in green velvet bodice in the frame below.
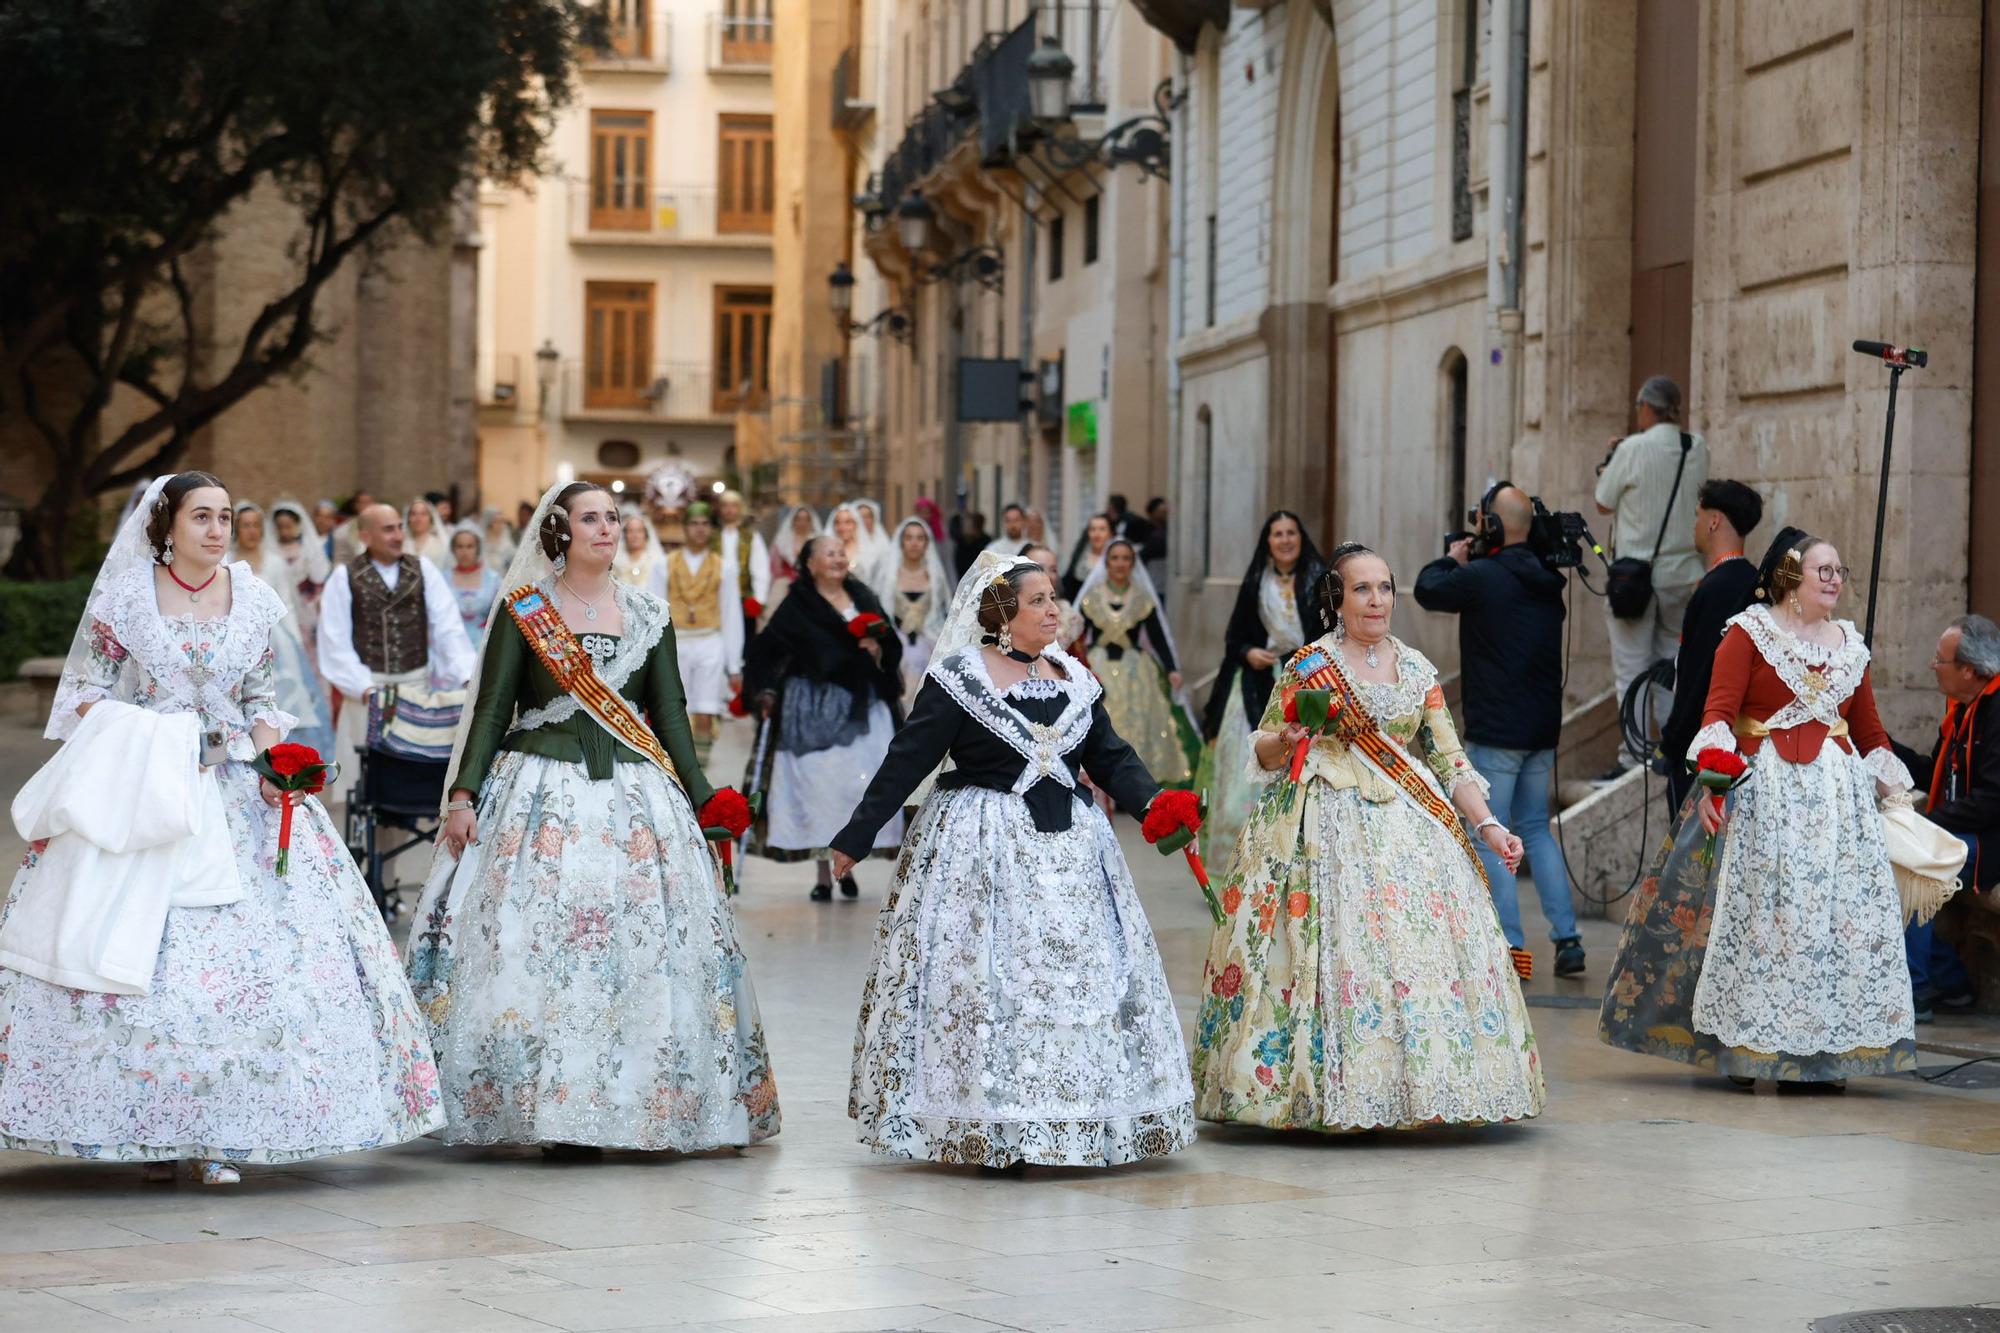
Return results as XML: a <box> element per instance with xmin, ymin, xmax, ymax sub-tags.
<box><xmin>406</xmin><ymin>482</ymin><xmax>779</xmax><ymax>1155</ymax></box>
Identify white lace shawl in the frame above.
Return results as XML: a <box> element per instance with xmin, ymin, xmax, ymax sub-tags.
<box><xmin>1257</xmin><ymin>567</ymin><xmax>1306</xmax><ymax>655</ymax></box>
<box><xmin>510</xmin><ymin>579</ymin><xmax>673</xmax><ymax>733</ymax></box>
<box><xmin>52</xmin><ymin>560</ymin><xmax>293</xmax><ymax>746</ymax></box>
<box><xmin>1689</xmin><ymin>604</ymin><xmax>1911</xmax><ymax>790</ymax></box>
<box><xmin>925</xmin><ymin>644</ymin><xmax>1101</xmax><ymax>795</ymax></box>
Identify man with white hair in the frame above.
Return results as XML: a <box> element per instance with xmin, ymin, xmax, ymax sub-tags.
<box><xmin>1894</xmin><ymin>613</ymin><xmax>2000</xmax><ymax>1020</ymax></box>
<box><xmin>1594</xmin><ymin>375</ymin><xmax>1709</xmax><ymax>775</ymax></box>
<box><xmin>317</xmin><ymin>503</ymin><xmax>476</xmax><ymax>809</ymax></box>
<box><xmin>715</xmin><ymin>489</ymin><xmax>770</xmax><ymax>628</ymax></box>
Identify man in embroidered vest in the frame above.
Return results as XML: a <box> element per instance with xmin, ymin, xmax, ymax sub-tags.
<box><xmin>317</xmin><ymin>503</ymin><xmax>477</xmax><ymax>808</ymax></box>
<box><xmin>668</xmin><ymin>503</ymin><xmax>745</xmax><ymax>764</ymax></box>
<box><xmin>715</xmin><ymin>490</ymin><xmax>770</xmax><ymax>632</ymax></box>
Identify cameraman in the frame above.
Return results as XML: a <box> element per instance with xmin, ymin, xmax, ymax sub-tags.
<box><xmin>1415</xmin><ymin>485</ymin><xmax>1585</xmax><ymax>978</ymax></box>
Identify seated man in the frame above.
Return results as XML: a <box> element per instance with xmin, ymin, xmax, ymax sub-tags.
<box><xmin>1894</xmin><ymin>614</ymin><xmax>2000</xmax><ymax>1021</ymax></box>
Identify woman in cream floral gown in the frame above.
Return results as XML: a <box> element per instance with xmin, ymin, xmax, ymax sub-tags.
<box><xmin>1193</xmin><ymin>543</ymin><xmax>1544</xmax><ymax>1132</ymax></box>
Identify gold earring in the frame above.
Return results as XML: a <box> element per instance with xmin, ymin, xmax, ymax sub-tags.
<box><xmin>1788</xmin><ymin>593</ymin><xmax>1802</xmax><ymax>615</ymax></box>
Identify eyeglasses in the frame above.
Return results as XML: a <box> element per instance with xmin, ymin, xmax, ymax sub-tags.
<box><xmin>1812</xmin><ymin>564</ymin><xmax>1851</xmax><ymax>584</ymax></box>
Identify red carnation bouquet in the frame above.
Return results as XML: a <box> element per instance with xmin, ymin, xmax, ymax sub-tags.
<box><xmin>1281</xmin><ymin>686</ymin><xmax>1344</xmax><ymax>782</ymax></box>
<box><xmin>742</xmin><ymin>597</ymin><xmax>764</xmax><ymax>621</ymax></box>
<box><xmin>848</xmin><ymin>611</ymin><xmax>889</xmax><ymax>642</ymax></box>
<box><xmin>251</xmin><ymin>743</ymin><xmax>338</xmax><ymax>876</ymax></box>
<box><xmin>1689</xmin><ymin>745</ymin><xmax>1751</xmax><ymax>866</ymax></box>
<box><xmin>727</xmin><ymin>686</ymin><xmax>749</xmax><ymax>718</ymax></box>
<box><xmin>698</xmin><ymin>787</ymin><xmax>760</xmax><ymax>895</ymax></box>
<box><xmin>1143</xmin><ymin>789</ymin><xmax>1220</xmax><ymax>925</ymax></box>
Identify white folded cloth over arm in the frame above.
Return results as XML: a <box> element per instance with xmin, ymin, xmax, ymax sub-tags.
<box><xmin>0</xmin><ymin>700</ymin><xmax>244</xmax><ymax>995</ymax></box>
<box><xmin>1880</xmin><ymin>790</ymin><xmax>1969</xmax><ymax>927</ymax></box>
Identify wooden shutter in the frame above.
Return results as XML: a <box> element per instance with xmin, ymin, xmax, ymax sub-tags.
<box><xmin>717</xmin><ymin>115</ymin><xmax>775</xmax><ymax>235</ymax></box>
<box><xmin>606</xmin><ymin>0</ymin><xmax>651</xmax><ymax>58</ymax></box>
<box><xmin>585</xmin><ymin>281</ymin><xmax>655</xmax><ymax>409</ymax></box>
<box><xmin>590</xmin><ymin>110</ymin><xmax>652</xmax><ymax>231</ymax></box>
<box><xmin>713</xmin><ymin>286</ymin><xmax>772</xmax><ymax>412</ymax></box>
<box><xmin>720</xmin><ymin>0</ymin><xmax>773</xmax><ymax>65</ymax></box>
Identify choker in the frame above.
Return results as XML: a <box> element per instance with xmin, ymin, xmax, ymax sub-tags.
<box><xmin>1004</xmin><ymin>649</ymin><xmax>1036</xmax><ymax>663</ymax></box>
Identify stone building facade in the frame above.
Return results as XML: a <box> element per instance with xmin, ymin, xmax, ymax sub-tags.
<box><xmin>1150</xmin><ymin>0</ymin><xmax>1987</xmax><ymax>744</ymax></box>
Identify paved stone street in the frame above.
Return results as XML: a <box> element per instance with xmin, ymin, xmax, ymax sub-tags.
<box><xmin>3</xmin><ymin>706</ymin><xmax>2000</xmax><ymax>1332</ymax></box>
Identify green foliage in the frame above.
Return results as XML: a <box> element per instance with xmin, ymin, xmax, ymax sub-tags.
<box><xmin>0</xmin><ymin>577</ymin><xmax>93</xmax><ymax>680</ymax></box>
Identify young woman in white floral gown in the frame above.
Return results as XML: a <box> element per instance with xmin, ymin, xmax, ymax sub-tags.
<box><xmin>408</xmin><ymin>482</ymin><xmax>778</xmax><ymax>1154</ymax></box>
<box><xmin>831</xmin><ymin>552</ymin><xmax>1195</xmax><ymax>1168</ymax></box>
<box><xmin>1192</xmin><ymin>543</ymin><xmax>1545</xmax><ymax>1132</ymax></box>
<box><xmin>0</xmin><ymin>472</ymin><xmax>444</xmax><ymax>1184</ymax></box>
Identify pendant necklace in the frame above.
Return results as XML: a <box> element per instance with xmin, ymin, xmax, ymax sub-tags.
<box><xmin>561</xmin><ymin>575</ymin><xmax>607</xmax><ymax>622</ymax></box>
<box><xmin>1336</xmin><ymin>624</ymin><xmax>1381</xmax><ymax>670</ymax></box>
<box><xmin>165</xmin><ymin>562</ymin><xmax>219</xmax><ymax>603</ymax></box>
<box><xmin>1006</xmin><ymin>647</ymin><xmax>1042</xmax><ymax>679</ymax></box>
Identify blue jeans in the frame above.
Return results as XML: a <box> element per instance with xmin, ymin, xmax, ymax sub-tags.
<box><xmin>1906</xmin><ymin>831</ymin><xmax>1974</xmax><ymax>999</ymax></box>
<box><xmin>1465</xmin><ymin>744</ymin><xmax>1579</xmax><ymax>949</ymax></box>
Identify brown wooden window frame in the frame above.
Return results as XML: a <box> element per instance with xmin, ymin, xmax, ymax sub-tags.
<box><xmin>585</xmin><ymin>280</ymin><xmax>656</xmax><ymax>410</ymax></box>
<box><xmin>716</xmin><ymin>113</ymin><xmax>775</xmax><ymax>236</ymax></box>
<box><xmin>590</xmin><ymin>109</ymin><xmax>653</xmax><ymax>232</ymax></box>
<box><xmin>712</xmin><ymin>284</ymin><xmax>772</xmax><ymax>413</ymax></box>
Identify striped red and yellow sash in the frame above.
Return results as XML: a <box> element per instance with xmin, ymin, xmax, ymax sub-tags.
<box><xmin>1288</xmin><ymin>643</ymin><xmax>1487</xmax><ymax>886</ymax></box>
<box><xmin>504</xmin><ymin>585</ymin><xmax>681</xmax><ymax>789</ymax></box>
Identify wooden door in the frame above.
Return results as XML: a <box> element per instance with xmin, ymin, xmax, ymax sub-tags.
<box><xmin>585</xmin><ymin>281</ymin><xmax>655</xmax><ymax>410</ymax></box>
<box><xmin>717</xmin><ymin>114</ymin><xmax>775</xmax><ymax>234</ymax></box>
<box><xmin>713</xmin><ymin>285</ymin><xmax>772</xmax><ymax>412</ymax></box>
<box><xmin>1629</xmin><ymin>0</ymin><xmax>1697</xmax><ymax>420</ymax></box>
<box><xmin>590</xmin><ymin>110</ymin><xmax>652</xmax><ymax>231</ymax></box>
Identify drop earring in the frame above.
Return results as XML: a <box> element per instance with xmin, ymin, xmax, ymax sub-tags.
<box><xmin>552</xmin><ymin>552</ymin><xmax>567</xmax><ymax>576</ymax></box>
<box><xmin>162</xmin><ymin>534</ymin><xmax>174</xmax><ymax>564</ymax></box>
<box><xmin>998</xmin><ymin>623</ymin><xmax>1014</xmax><ymax>653</ymax></box>
<box><xmin>1788</xmin><ymin>593</ymin><xmax>1802</xmax><ymax>616</ymax></box>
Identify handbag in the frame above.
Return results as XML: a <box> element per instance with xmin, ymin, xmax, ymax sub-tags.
<box><xmin>366</xmin><ymin>683</ymin><xmax>466</xmax><ymax>763</ymax></box>
<box><xmin>1606</xmin><ymin>431</ymin><xmax>1693</xmax><ymax>620</ymax></box>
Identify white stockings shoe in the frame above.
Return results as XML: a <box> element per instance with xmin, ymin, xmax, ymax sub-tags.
<box><xmin>191</xmin><ymin>1161</ymin><xmax>241</xmax><ymax>1186</ymax></box>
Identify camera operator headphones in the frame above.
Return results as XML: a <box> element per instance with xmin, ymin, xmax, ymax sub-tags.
<box><xmin>1473</xmin><ymin>480</ymin><xmax>1509</xmax><ymax>556</ymax></box>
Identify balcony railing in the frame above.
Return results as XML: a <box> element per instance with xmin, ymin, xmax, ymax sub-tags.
<box><xmin>585</xmin><ymin>3</ymin><xmax>671</xmax><ymax>72</ymax></box>
<box><xmin>832</xmin><ymin>45</ymin><xmax>876</xmax><ymax>131</ymax></box>
<box><xmin>567</xmin><ymin>183</ymin><xmax>772</xmax><ymax>242</ymax></box>
<box><xmin>477</xmin><ymin>352</ymin><xmax>524</xmax><ymax>408</ymax></box>
<box><xmin>1038</xmin><ymin>1</ymin><xmax>1110</xmax><ymax>111</ymax></box>
<box><xmin>563</xmin><ymin>360</ymin><xmax>725</xmax><ymax>421</ymax></box>
<box><xmin>708</xmin><ymin>11</ymin><xmax>773</xmax><ymax>71</ymax></box>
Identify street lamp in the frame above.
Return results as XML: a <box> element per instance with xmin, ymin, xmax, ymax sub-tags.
<box><xmin>828</xmin><ymin>261</ymin><xmax>856</xmax><ymax>317</ymax></box>
<box><xmin>1026</xmin><ymin>35</ymin><xmax>1075</xmax><ymax>126</ymax></box>
<box><xmin>534</xmin><ymin>339</ymin><xmax>560</xmax><ymax>419</ymax></box>
<box><xmin>896</xmin><ymin>193</ymin><xmax>934</xmax><ymax>252</ymax></box>
<box><xmin>828</xmin><ymin>262</ymin><xmax>916</xmax><ymax>344</ymax></box>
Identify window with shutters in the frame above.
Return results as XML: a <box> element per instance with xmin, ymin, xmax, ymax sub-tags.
<box><xmin>590</xmin><ymin>110</ymin><xmax>652</xmax><ymax>231</ymax></box>
<box><xmin>713</xmin><ymin>285</ymin><xmax>772</xmax><ymax>412</ymax></box>
<box><xmin>584</xmin><ymin>281</ymin><xmax>655</xmax><ymax>410</ymax></box>
<box><xmin>605</xmin><ymin>0</ymin><xmax>653</xmax><ymax>59</ymax></box>
<box><xmin>717</xmin><ymin>114</ymin><xmax>775</xmax><ymax>234</ymax></box>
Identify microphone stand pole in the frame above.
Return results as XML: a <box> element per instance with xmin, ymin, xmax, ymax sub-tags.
<box><xmin>1863</xmin><ymin>361</ymin><xmax>1907</xmax><ymax>648</ymax></box>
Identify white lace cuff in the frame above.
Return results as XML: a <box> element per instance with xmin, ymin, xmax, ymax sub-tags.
<box><xmin>247</xmin><ymin>706</ymin><xmax>300</xmax><ymax>740</ymax></box>
<box><xmin>1245</xmin><ymin>731</ymin><xmax>1285</xmax><ymax>785</ymax></box>
<box><xmin>1450</xmin><ymin>771</ymin><xmax>1492</xmax><ymax>802</ymax></box>
<box><xmin>49</xmin><ymin>684</ymin><xmax>112</xmax><ymax>741</ymax></box>
<box><xmin>1687</xmin><ymin>721</ymin><xmax>1736</xmax><ymax>763</ymax></box>
<box><xmin>1864</xmin><ymin>745</ymin><xmax>1913</xmax><ymax>793</ymax></box>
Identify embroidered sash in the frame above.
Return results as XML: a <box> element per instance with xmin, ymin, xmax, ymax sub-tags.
<box><xmin>504</xmin><ymin>585</ymin><xmax>682</xmax><ymax>789</ymax></box>
<box><xmin>1287</xmin><ymin>643</ymin><xmax>1487</xmax><ymax>886</ymax></box>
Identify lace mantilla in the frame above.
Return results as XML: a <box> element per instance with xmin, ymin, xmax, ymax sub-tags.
<box><xmin>1729</xmin><ymin>605</ymin><xmax>1869</xmax><ymax>733</ymax></box>
<box><xmin>926</xmin><ymin>645</ymin><xmax>1100</xmax><ymax>794</ymax></box>
<box><xmin>512</xmin><ymin>581</ymin><xmax>670</xmax><ymax>733</ymax></box>
<box><xmin>52</xmin><ymin>561</ymin><xmax>289</xmax><ymax>744</ymax></box>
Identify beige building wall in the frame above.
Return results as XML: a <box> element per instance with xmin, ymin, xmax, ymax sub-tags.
<box><xmin>477</xmin><ymin>1</ymin><xmax>777</xmax><ymax>513</ymax></box>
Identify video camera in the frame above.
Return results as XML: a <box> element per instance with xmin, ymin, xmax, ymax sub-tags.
<box><xmin>1444</xmin><ymin>481</ymin><xmax>1598</xmax><ymax>572</ymax></box>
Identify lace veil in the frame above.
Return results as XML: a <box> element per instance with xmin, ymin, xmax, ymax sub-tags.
<box><xmin>1075</xmin><ymin>536</ymin><xmax>1183</xmax><ymax>669</ymax></box>
<box><xmin>48</xmin><ymin>475</ymin><xmax>172</xmax><ymax>739</ymax></box>
<box><xmin>871</xmin><ymin>515</ymin><xmax>952</xmax><ymax>644</ymax></box>
<box><xmin>929</xmin><ymin>548</ymin><xmax>1039</xmax><ymax>673</ymax></box>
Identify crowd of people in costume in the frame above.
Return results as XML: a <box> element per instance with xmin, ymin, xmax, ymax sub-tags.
<box><xmin>0</xmin><ymin>459</ymin><xmax>1989</xmax><ymax>1186</ymax></box>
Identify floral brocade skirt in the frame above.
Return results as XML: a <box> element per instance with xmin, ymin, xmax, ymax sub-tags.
<box><xmin>1192</xmin><ymin>777</ymin><xmax>1544</xmax><ymax>1132</ymax></box>
<box><xmin>0</xmin><ymin>764</ymin><xmax>443</xmax><ymax>1162</ymax></box>
<box><xmin>1096</xmin><ymin>652</ymin><xmax>1195</xmax><ymax>788</ymax></box>
<box><xmin>850</xmin><ymin>787</ymin><xmax>1195</xmax><ymax>1167</ymax></box>
<box><xmin>1598</xmin><ymin>757</ymin><xmax>1918</xmax><ymax>1082</ymax></box>
<box><xmin>406</xmin><ymin>752</ymin><xmax>780</xmax><ymax>1149</ymax></box>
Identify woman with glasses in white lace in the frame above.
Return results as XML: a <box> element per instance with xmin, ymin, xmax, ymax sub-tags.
<box><xmin>1600</xmin><ymin>528</ymin><xmax>1918</xmax><ymax>1089</ymax></box>
<box><xmin>830</xmin><ymin>552</ymin><xmax>1194</xmax><ymax>1168</ymax></box>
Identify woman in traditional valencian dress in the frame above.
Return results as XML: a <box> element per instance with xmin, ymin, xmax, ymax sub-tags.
<box><xmin>615</xmin><ymin>511</ymin><xmax>668</xmax><ymax>598</ymax></box>
<box><xmin>873</xmin><ymin>516</ymin><xmax>952</xmax><ymax>703</ymax></box>
<box><xmin>1599</xmin><ymin>530</ymin><xmax>1918</xmax><ymax>1088</ymax></box>
<box><xmin>1022</xmin><ymin>543</ymin><xmax>1087</xmax><ymax>655</ymax></box>
<box><xmin>405</xmin><ymin>496</ymin><xmax>451</xmax><ymax>567</ymax></box>
<box><xmin>1062</xmin><ymin>512</ymin><xmax>1112</xmax><ymax>600</ymax></box>
<box><xmin>745</xmin><ymin>535</ymin><xmax>904</xmax><ymax>900</ymax></box>
<box><xmin>229</xmin><ymin>501</ymin><xmax>336</xmax><ymax>763</ymax></box>
<box><xmin>832</xmin><ymin>551</ymin><xmax>1195</xmax><ymax>1168</ymax></box>
<box><xmin>1200</xmin><ymin>512</ymin><xmax>1329</xmax><ymax>858</ymax></box>
<box><xmin>1193</xmin><ymin>543</ymin><xmax>1543</xmax><ymax>1132</ymax></box>
<box><xmin>826</xmin><ymin>502</ymin><xmax>881</xmax><ymax>585</ymax></box>
<box><xmin>447</xmin><ymin>525</ymin><xmax>504</xmax><ymax>649</ymax></box>
<box><xmin>1077</xmin><ymin>538</ymin><xmax>1196</xmax><ymax>788</ymax></box>
<box><xmin>267</xmin><ymin>499</ymin><xmax>331</xmax><ymax>654</ymax></box>
<box><xmin>764</xmin><ymin>504</ymin><xmax>819</xmax><ymax>619</ymax></box>
<box><xmin>853</xmin><ymin>499</ymin><xmax>893</xmax><ymax>579</ymax></box>
<box><xmin>0</xmin><ymin>472</ymin><xmax>443</xmax><ymax>1184</ymax></box>
<box><xmin>408</xmin><ymin>481</ymin><xmax>778</xmax><ymax>1153</ymax></box>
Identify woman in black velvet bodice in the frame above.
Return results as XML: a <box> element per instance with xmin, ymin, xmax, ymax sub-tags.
<box><xmin>831</xmin><ymin>552</ymin><xmax>1196</xmax><ymax>1170</ymax></box>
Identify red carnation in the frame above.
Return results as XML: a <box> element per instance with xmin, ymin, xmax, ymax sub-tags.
<box><xmin>1282</xmin><ymin>692</ymin><xmax>1299</xmax><ymax>723</ymax></box>
<box><xmin>848</xmin><ymin>612</ymin><xmax>887</xmax><ymax>641</ymax></box>
<box><xmin>699</xmin><ymin>788</ymin><xmax>754</xmax><ymax>839</ymax></box>
<box><xmin>727</xmin><ymin>690</ymin><xmax>748</xmax><ymax>718</ymax></box>
<box><xmin>1142</xmin><ymin>788</ymin><xmax>1203</xmax><ymax>844</ymax></box>
<box><xmin>1695</xmin><ymin>746</ymin><xmax>1747</xmax><ymax>779</ymax></box>
<box><xmin>266</xmin><ymin>743</ymin><xmax>318</xmax><ymax>780</ymax></box>
<box><xmin>743</xmin><ymin>597</ymin><xmax>763</xmax><ymax>620</ymax></box>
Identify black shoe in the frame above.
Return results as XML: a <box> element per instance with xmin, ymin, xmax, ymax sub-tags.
<box><xmin>1917</xmin><ymin>985</ymin><xmax>1976</xmax><ymax>1015</ymax></box>
<box><xmin>540</xmin><ymin>1143</ymin><xmax>603</xmax><ymax>1161</ymax></box>
<box><xmin>839</xmin><ymin>874</ymin><xmax>859</xmax><ymax>899</ymax></box>
<box><xmin>809</xmin><ymin>883</ymin><xmax>832</xmax><ymax>902</ymax></box>
<box><xmin>1727</xmin><ymin>1075</ymin><xmax>1756</xmax><ymax>1089</ymax></box>
<box><xmin>1553</xmin><ymin>938</ymin><xmax>1586</xmax><ymax>978</ymax></box>
<box><xmin>1915</xmin><ymin>999</ymin><xmax>1935</xmax><ymax>1025</ymax></box>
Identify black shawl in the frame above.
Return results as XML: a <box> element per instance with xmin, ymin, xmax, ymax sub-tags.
<box><xmin>744</xmin><ymin>574</ymin><xmax>904</xmax><ymax>720</ymax></box>
<box><xmin>1200</xmin><ymin>512</ymin><xmax>1328</xmax><ymax>739</ymax></box>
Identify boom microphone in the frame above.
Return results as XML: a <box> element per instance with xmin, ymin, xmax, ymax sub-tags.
<box><xmin>1852</xmin><ymin>340</ymin><xmax>1928</xmax><ymax>368</ymax></box>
